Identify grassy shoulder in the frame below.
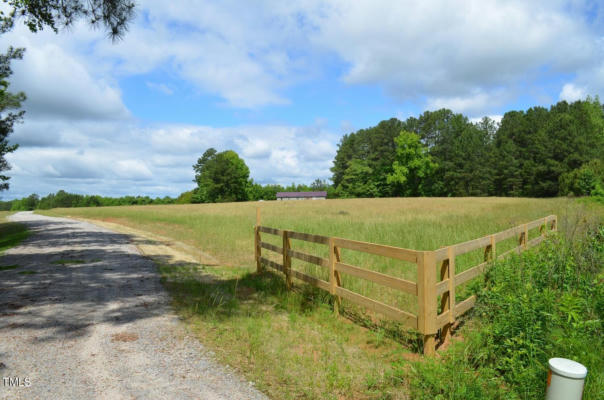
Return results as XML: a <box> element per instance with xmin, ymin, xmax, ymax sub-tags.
<box><xmin>159</xmin><ymin>264</ymin><xmax>416</xmax><ymax>399</ymax></box>
<box><xmin>0</xmin><ymin>211</ymin><xmax>28</xmax><ymax>254</ymax></box>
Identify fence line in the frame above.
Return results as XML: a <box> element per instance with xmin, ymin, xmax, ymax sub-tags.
<box><xmin>254</xmin><ymin>210</ymin><xmax>557</xmax><ymax>355</ymax></box>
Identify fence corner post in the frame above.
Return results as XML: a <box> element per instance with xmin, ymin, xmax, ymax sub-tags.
<box><xmin>418</xmin><ymin>250</ymin><xmax>437</xmax><ymax>356</ymax></box>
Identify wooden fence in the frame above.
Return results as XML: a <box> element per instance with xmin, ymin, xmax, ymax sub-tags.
<box><xmin>254</xmin><ymin>209</ymin><xmax>557</xmax><ymax>355</ymax></box>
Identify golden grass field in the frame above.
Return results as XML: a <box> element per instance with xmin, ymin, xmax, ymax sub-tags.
<box><xmin>42</xmin><ymin>197</ymin><xmax>593</xmax><ymax>264</ymax></box>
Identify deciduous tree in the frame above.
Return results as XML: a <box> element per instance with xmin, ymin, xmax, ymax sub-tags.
<box><xmin>193</xmin><ymin>149</ymin><xmax>250</xmax><ymax>203</ymax></box>
<box><xmin>387</xmin><ymin>131</ymin><xmax>436</xmax><ymax>196</ymax></box>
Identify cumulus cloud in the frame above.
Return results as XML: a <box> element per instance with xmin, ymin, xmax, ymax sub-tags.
<box><xmin>7</xmin><ymin>0</ymin><xmax>599</xmax><ymax>113</ymax></box>
<box><xmin>4</xmin><ymin>119</ymin><xmax>339</xmax><ymax>199</ymax></box>
<box><xmin>0</xmin><ymin>31</ymin><xmax>130</xmax><ymax>120</ymax></box>
<box><xmin>559</xmin><ymin>83</ymin><xmax>588</xmax><ymax>102</ymax></box>
<box><xmin>308</xmin><ymin>0</ymin><xmax>600</xmax><ymax>113</ymax></box>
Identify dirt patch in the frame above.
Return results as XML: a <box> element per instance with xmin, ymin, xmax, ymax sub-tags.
<box><xmin>111</xmin><ymin>332</ymin><xmax>140</xmax><ymax>343</ymax></box>
<box><xmin>235</xmin><ymin>285</ymin><xmax>256</xmax><ymax>299</ymax></box>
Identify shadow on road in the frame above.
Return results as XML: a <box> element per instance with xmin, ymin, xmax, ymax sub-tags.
<box><xmin>0</xmin><ymin>214</ymin><xmax>196</xmax><ymax>343</ymax></box>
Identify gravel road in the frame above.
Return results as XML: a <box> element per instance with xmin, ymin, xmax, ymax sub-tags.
<box><xmin>0</xmin><ymin>212</ymin><xmax>267</xmax><ymax>400</ymax></box>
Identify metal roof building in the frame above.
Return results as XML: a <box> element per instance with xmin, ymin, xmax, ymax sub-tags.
<box><xmin>276</xmin><ymin>191</ymin><xmax>327</xmax><ymax>201</ymax></box>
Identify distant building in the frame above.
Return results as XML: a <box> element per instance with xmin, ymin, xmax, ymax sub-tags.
<box><xmin>276</xmin><ymin>191</ymin><xmax>327</xmax><ymax>201</ymax></box>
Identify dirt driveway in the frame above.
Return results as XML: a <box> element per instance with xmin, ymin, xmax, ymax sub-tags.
<box><xmin>0</xmin><ymin>212</ymin><xmax>267</xmax><ymax>400</ymax></box>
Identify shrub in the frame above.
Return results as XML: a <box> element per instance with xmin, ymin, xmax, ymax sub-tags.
<box><xmin>407</xmin><ymin>224</ymin><xmax>603</xmax><ymax>399</ymax></box>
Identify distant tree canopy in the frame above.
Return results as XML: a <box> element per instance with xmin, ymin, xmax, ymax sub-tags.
<box><xmin>4</xmin><ymin>189</ymin><xmax>177</xmax><ymax>211</ymax></box>
<box><xmin>332</xmin><ymin>99</ymin><xmax>604</xmax><ymax>198</ymax></box>
<box><xmin>193</xmin><ymin>148</ymin><xmax>250</xmax><ymax>203</ymax></box>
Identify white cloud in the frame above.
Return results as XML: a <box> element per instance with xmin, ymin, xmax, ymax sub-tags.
<box><xmin>308</xmin><ymin>0</ymin><xmax>600</xmax><ymax>112</ymax></box>
<box><xmin>426</xmin><ymin>91</ymin><xmax>502</xmax><ymax>116</ymax></box>
<box><xmin>469</xmin><ymin>115</ymin><xmax>503</xmax><ymax>124</ymax></box>
<box><xmin>3</xmin><ymin>119</ymin><xmax>338</xmax><ymax>199</ymax></box>
<box><xmin>559</xmin><ymin>83</ymin><xmax>587</xmax><ymax>102</ymax></box>
<box><xmin>6</xmin><ymin>0</ymin><xmax>600</xmax><ymax>113</ymax></box>
<box><xmin>113</xmin><ymin>160</ymin><xmax>153</xmax><ymax>180</ymax></box>
<box><xmin>0</xmin><ymin>33</ymin><xmax>130</xmax><ymax>120</ymax></box>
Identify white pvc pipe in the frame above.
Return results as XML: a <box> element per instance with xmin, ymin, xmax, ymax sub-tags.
<box><xmin>546</xmin><ymin>358</ymin><xmax>588</xmax><ymax>400</ymax></box>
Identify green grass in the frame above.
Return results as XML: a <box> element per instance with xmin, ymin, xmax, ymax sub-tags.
<box><xmin>39</xmin><ymin>198</ymin><xmax>604</xmax><ymax>399</ymax></box>
<box><xmin>51</xmin><ymin>259</ymin><xmax>86</xmax><ymax>265</ymax></box>
<box><xmin>159</xmin><ymin>263</ymin><xmax>415</xmax><ymax>399</ymax></box>
<box><xmin>39</xmin><ymin>197</ymin><xmax>593</xmax><ymax>266</ymax></box>
<box><xmin>405</xmin><ymin>227</ymin><xmax>603</xmax><ymax>399</ymax></box>
<box><xmin>0</xmin><ymin>264</ymin><xmax>20</xmax><ymax>271</ymax></box>
<box><xmin>17</xmin><ymin>270</ymin><xmax>37</xmax><ymax>275</ymax></box>
<box><xmin>0</xmin><ymin>211</ymin><xmax>29</xmax><ymax>254</ymax></box>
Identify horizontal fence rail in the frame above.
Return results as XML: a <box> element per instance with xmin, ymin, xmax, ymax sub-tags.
<box><xmin>254</xmin><ymin>209</ymin><xmax>557</xmax><ymax>355</ymax></box>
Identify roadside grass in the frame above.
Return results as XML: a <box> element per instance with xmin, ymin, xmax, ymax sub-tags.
<box><xmin>0</xmin><ymin>211</ymin><xmax>29</xmax><ymax>254</ymax></box>
<box><xmin>17</xmin><ymin>270</ymin><xmax>37</xmax><ymax>275</ymax></box>
<box><xmin>0</xmin><ymin>265</ymin><xmax>20</xmax><ymax>271</ymax></box>
<box><xmin>159</xmin><ymin>263</ymin><xmax>415</xmax><ymax>400</ymax></box>
<box><xmin>51</xmin><ymin>259</ymin><xmax>86</xmax><ymax>265</ymax></box>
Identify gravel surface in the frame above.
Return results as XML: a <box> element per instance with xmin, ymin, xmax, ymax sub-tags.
<box><xmin>0</xmin><ymin>212</ymin><xmax>268</xmax><ymax>400</ymax></box>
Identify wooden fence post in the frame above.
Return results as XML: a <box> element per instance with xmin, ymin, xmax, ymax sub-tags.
<box><xmin>333</xmin><ymin>245</ymin><xmax>342</xmax><ymax>314</ymax></box>
<box><xmin>418</xmin><ymin>251</ymin><xmax>437</xmax><ymax>356</ymax></box>
<box><xmin>328</xmin><ymin>237</ymin><xmax>340</xmax><ymax>314</ymax></box>
<box><xmin>255</xmin><ymin>208</ymin><xmax>262</xmax><ymax>273</ymax></box>
<box><xmin>490</xmin><ymin>234</ymin><xmax>496</xmax><ymax>259</ymax></box>
<box><xmin>523</xmin><ymin>224</ymin><xmax>529</xmax><ymax>250</ymax></box>
<box><xmin>283</xmin><ymin>230</ymin><xmax>292</xmax><ymax>289</ymax></box>
<box><xmin>551</xmin><ymin>216</ymin><xmax>557</xmax><ymax>232</ymax></box>
<box><xmin>440</xmin><ymin>247</ymin><xmax>455</xmax><ymax>342</ymax></box>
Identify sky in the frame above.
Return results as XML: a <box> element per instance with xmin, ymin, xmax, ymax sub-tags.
<box><xmin>1</xmin><ymin>0</ymin><xmax>603</xmax><ymax>200</ymax></box>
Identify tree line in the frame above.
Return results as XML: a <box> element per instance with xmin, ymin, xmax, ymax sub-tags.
<box><xmin>1</xmin><ymin>190</ymin><xmax>184</xmax><ymax>211</ymax></box>
<box><xmin>189</xmin><ymin>98</ymin><xmax>603</xmax><ymax>203</ymax></box>
<box><xmin>331</xmin><ymin>98</ymin><xmax>604</xmax><ymax>198</ymax></box>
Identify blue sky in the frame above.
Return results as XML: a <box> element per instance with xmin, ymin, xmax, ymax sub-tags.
<box><xmin>1</xmin><ymin>0</ymin><xmax>603</xmax><ymax>199</ymax></box>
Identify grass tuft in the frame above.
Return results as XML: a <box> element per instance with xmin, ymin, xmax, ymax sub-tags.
<box><xmin>51</xmin><ymin>259</ymin><xmax>86</xmax><ymax>265</ymax></box>
<box><xmin>0</xmin><ymin>265</ymin><xmax>20</xmax><ymax>271</ymax></box>
<box><xmin>0</xmin><ymin>218</ymin><xmax>29</xmax><ymax>254</ymax></box>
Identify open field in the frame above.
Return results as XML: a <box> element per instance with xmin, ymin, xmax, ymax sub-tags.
<box><xmin>39</xmin><ymin>198</ymin><xmax>603</xmax><ymax>399</ymax></box>
<box><xmin>40</xmin><ymin>197</ymin><xmax>597</xmax><ymax>264</ymax></box>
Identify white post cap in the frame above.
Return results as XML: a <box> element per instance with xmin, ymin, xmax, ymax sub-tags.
<box><xmin>548</xmin><ymin>358</ymin><xmax>588</xmax><ymax>379</ymax></box>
